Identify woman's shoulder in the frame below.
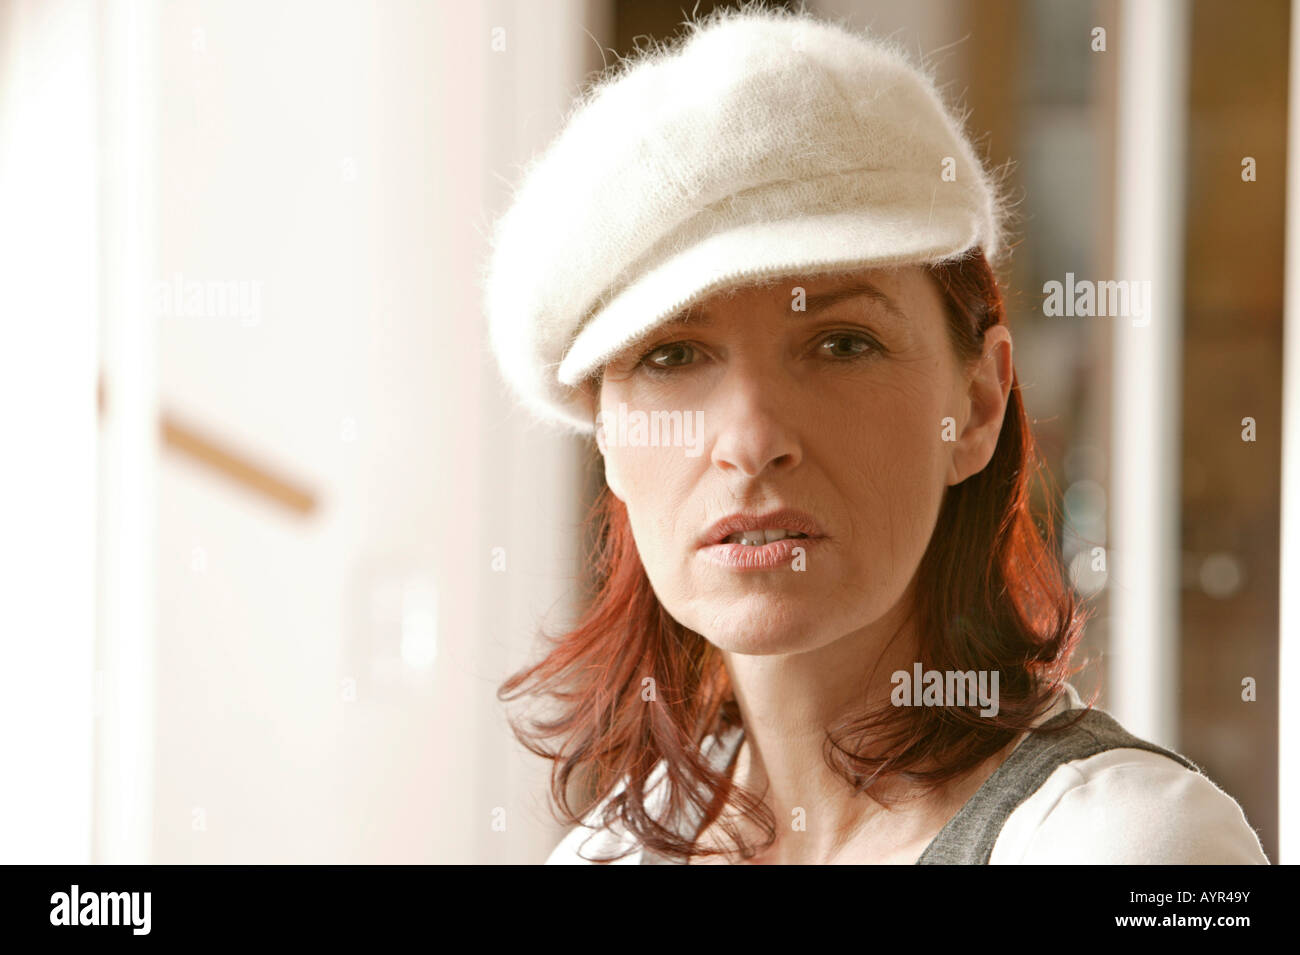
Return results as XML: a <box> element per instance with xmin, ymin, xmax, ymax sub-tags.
<box><xmin>990</xmin><ymin>721</ymin><xmax>1270</xmax><ymax>864</ymax></box>
<box><xmin>544</xmin><ymin>723</ymin><xmax>745</xmax><ymax>865</ymax></box>
<box><xmin>545</xmin><ymin>813</ymin><xmax>644</xmax><ymax>865</ymax></box>
<box><xmin>543</xmin><ymin>769</ymin><xmax>648</xmax><ymax>865</ymax></box>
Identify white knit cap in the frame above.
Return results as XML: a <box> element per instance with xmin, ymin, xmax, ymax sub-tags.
<box><xmin>481</xmin><ymin>4</ymin><xmax>1009</xmax><ymax>435</ymax></box>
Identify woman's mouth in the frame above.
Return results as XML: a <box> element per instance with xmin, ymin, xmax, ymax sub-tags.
<box><xmin>700</xmin><ymin>530</ymin><xmax>822</xmax><ymax>569</ymax></box>
<box><xmin>702</xmin><ymin>519</ymin><xmax>821</xmax><ymax>571</ymax></box>
<box><xmin>721</xmin><ymin>528</ymin><xmax>809</xmax><ymax>545</ymax></box>
<box><xmin>697</xmin><ymin>510</ymin><xmax>827</xmax><ymax>569</ymax></box>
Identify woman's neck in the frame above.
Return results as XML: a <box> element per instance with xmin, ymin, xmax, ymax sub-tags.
<box><xmin>704</xmin><ymin>612</ymin><xmax>1013</xmax><ymax>864</ymax></box>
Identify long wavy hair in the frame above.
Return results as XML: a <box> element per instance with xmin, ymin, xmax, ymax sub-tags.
<box><xmin>498</xmin><ymin>248</ymin><xmax>1096</xmax><ymax>863</ymax></box>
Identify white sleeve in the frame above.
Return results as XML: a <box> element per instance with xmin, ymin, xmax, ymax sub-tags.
<box><xmin>543</xmin><ymin>775</ymin><xmax>646</xmax><ymax>865</ymax></box>
<box><xmin>545</xmin><ymin>820</ymin><xmax>642</xmax><ymax>864</ymax></box>
<box><xmin>542</xmin><ymin>733</ymin><xmax>736</xmax><ymax>864</ymax></box>
<box><xmin>990</xmin><ymin>748</ymin><xmax>1270</xmax><ymax>864</ymax></box>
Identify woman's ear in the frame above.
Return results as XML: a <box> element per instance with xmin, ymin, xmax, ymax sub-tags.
<box><xmin>588</xmin><ymin>379</ymin><xmax>626</xmax><ymax>501</ymax></box>
<box><xmin>595</xmin><ymin>415</ymin><xmax>627</xmax><ymax>501</ymax></box>
<box><xmin>946</xmin><ymin>325</ymin><xmax>1013</xmax><ymax>486</ymax></box>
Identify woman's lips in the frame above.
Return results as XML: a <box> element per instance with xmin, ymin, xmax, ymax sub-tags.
<box><xmin>699</xmin><ymin>508</ymin><xmax>826</xmax><ymax>548</ymax></box>
<box><xmin>698</xmin><ymin>535</ymin><xmax>823</xmax><ymax>570</ymax></box>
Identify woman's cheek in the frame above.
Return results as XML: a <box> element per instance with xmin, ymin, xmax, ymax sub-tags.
<box><xmin>612</xmin><ymin>447</ymin><xmax>685</xmax><ymax>502</ymax></box>
<box><xmin>863</xmin><ymin>399</ymin><xmax>950</xmax><ymax>537</ymax></box>
<box><xmin>608</xmin><ymin>449</ymin><xmax>686</xmax><ymax>557</ymax></box>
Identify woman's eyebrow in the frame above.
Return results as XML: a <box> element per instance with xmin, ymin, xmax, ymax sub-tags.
<box><xmin>803</xmin><ymin>280</ymin><xmax>908</xmax><ymax>321</ymax></box>
<box><xmin>660</xmin><ymin>279</ymin><xmax>908</xmax><ymax>328</ymax></box>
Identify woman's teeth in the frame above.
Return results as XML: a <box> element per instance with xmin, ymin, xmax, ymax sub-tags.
<box><xmin>723</xmin><ymin>529</ymin><xmax>809</xmax><ymax>546</ymax></box>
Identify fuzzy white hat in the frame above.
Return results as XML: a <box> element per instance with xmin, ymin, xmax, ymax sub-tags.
<box><xmin>481</xmin><ymin>3</ymin><xmax>1009</xmax><ymax>435</ymax></box>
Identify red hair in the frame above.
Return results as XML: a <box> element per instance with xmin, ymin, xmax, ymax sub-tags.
<box><xmin>499</xmin><ymin>249</ymin><xmax>1094</xmax><ymax>863</ymax></box>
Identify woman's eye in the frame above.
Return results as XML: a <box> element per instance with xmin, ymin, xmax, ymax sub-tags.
<box><xmin>639</xmin><ymin>342</ymin><xmax>697</xmax><ymax>371</ymax></box>
<box><xmin>819</xmin><ymin>332</ymin><xmax>878</xmax><ymax>359</ymax></box>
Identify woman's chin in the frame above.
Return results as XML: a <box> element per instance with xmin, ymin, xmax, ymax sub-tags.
<box><xmin>708</xmin><ymin>633</ymin><xmax>827</xmax><ymax>656</ymax></box>
<box><xmin>686</xmin><ymin>608</ymin><xmax>838</xmax><ymax>656</ymax></box>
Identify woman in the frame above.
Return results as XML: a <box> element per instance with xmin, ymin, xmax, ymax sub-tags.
<box><xmin>481</xmin><ymin>3</ymin><xmax>1269</xmax><ymax>864</ymax></box>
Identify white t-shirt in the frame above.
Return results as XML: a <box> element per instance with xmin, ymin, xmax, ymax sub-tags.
<box><xmin>545</xmin><ymin>683</ymin><xmax>1270</xmax><ymax>864</ymax></box>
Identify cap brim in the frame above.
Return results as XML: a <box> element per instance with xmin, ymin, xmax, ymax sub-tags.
<box><xmin>556</xmin><ymin>205</ymin><xmax>980</xmax><ymax>388</ymax></box>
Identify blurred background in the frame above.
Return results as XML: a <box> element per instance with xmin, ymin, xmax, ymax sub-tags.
<box><xmin>1</xmin><ymin>0</ymin><xmax>1294</xmax><ymax>864</ymax></box>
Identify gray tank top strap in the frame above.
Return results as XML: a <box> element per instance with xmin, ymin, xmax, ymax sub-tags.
<box><xmin>915</xmin><ymin>706</ymin><xmax>1197</xmax><ymax>864</ymax></box>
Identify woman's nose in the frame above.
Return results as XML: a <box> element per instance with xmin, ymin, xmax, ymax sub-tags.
<box><xmin>707</xmin><ymin>372</ymin><xmax>803</xmax><ymax>479</ymax></box>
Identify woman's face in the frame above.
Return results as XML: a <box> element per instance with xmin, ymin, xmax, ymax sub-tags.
<box><xmin>594</xmin><ymin>264</ymin><xmax>1011</xmax><ymax>656</ymax></box>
